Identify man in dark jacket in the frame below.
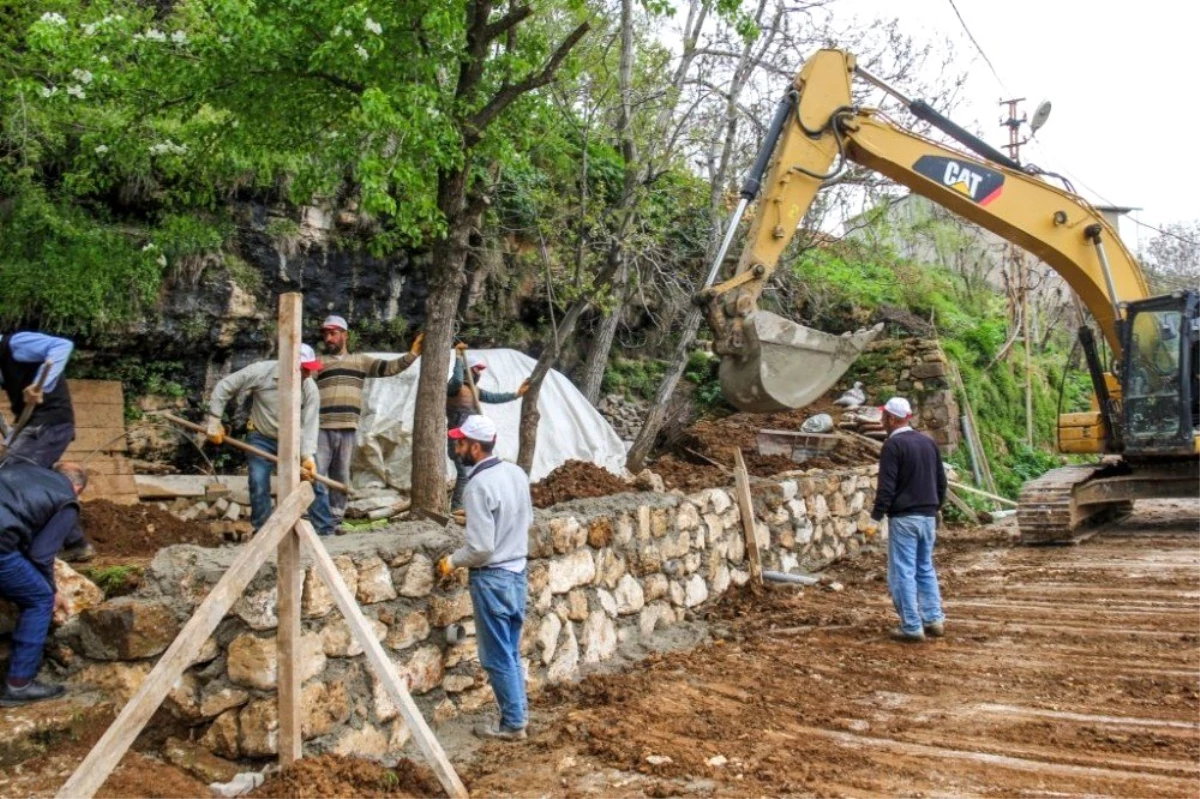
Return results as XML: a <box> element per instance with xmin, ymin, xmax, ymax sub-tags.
<box><xmin>0</xmin><ymin>331</ymin><xmax>76</xmax><ymax>468</ymax></box>
<box><xmin>0</xmin><ymin>459</ymin><xmax>88</xmax><ymax>706</ymax></box>
<box><xmin>868</xmin><ymin>397</ymin><xmax>947</xmax><ymax>643</ymax></box>
<box><xmin>445</xmin><ymin>347</ymin><xmax>528</xmax><ymax>511</ymax></box>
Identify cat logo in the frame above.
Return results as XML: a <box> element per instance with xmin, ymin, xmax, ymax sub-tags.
<box><xmin>912</xmin><ymin>155</ymin><xmax>1005</xmax><ymax>206</ymax></box>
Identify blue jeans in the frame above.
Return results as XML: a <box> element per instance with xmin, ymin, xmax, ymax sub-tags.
<box><xmin>7</xmin><ymin>422</ymin><xmax>74</xmax><ymax>468</ymax></box>
<box><xmin>246</xmin><ymin>432</ymin><xmax>335</xmax><ymax>535</ymax></box>
<box><xmin>0</xmin><ymin>552</ymin><xmax>55</xmax><ymax>680</ymax></box>
<box><xmin>887</xmin><ymin>515</ymin><xmax>945</xmax><ymax>635</ymax></box>
<box><xmin>468</xmin><ymin>568</ymin><xmax>528</xmax><ymax>730</ymax></box>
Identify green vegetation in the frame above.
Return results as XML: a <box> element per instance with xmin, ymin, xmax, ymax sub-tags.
<box><xmin>79</xmin><ymin>564</ymin><xmax>141</xmax><ymax>598</ymax></box>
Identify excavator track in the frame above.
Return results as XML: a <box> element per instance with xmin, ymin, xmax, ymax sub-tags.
<box><xmin>1017</xmin><ymin>464</ymin><xmax>1132</xmax><ymax>544</ymax></box>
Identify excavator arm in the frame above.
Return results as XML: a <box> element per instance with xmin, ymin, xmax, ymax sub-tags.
<box><xmin>705</xmin><ymin>48</ymin><xmax>1152</xmax><ymax>413</ymax></box>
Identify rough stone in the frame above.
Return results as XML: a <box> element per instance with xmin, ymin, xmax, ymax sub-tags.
<box><xmin>779</xmin><ymin>480</ymin><xmax>798</xmax><ymax>501</ymax></box>
<box><xmin>226</xmin><ymin>631</ymin><xmax>325</xmax><ymax>690</ymax></box>
<box><xmin>684</xmin><ymin>574</ymin><xmax>709</xmax><ymax>607</ymax></box>
<box><xmin>795</xmin><ymin>517</ymin><xmax>815</xmax><ymax>545</ymax></box>
<box><xmin>165</xmin><ymin>736</ymin><xmax>240</xmax><ymax>785</ymax></box>
<box><xmin>596</xmin><ymin>588</ymin><xmax>618</xmax><ymax>618</ymax></box>
<box><xmin>614</xmin><ymin>514</ymin><xmax>634</xmax><ymax>546</ymax></box>
<box><xmin>528</xmin><ymin>561</ymin><xmax>550</xmax><ymax>595</ymax></box>
<box><xmin>911</xmin><ymin>361</ymin><xmax>946</xmax><ymax>379</ymax></box>
<box><xmin>683</xmin><ymin>552</ymin><xmax>702</xmax><ymax>575</ymax></box>
<box><xmin>586</xmin><ymin>517</ymin><xmax>613</xmax><ymax>549</ymax></box>
<box><xmin>443</xmin><ymin>673</ymin><xmax>476</xmax><ymax>693</ymax></box>
<box><xmin>628</xmin><ymin>542</ymin><xmax>662</xmax><ymax>576</ymax></box>
<box><xmin>849</xmin><ymin>491</ymin><xmax>865</xmax><ymax>514</ymax></box>
<box><xmin>200</xmin><ymin>685</ymin><xmax>250</xmax><ymax>719</ymax></box>
<box><xmin>386</xmin><ymin>610</ymin><xmax>431</xmax><ymax>651</ymax></box>
<box><xmin>397</xmin><ymin>553</ymin><xmax>435</xmax><ymax>598</ymax></box>
<box><xmin>546</xmin><ymin>621</ymin><xmax>579</xmax><ymax>684</ymax></box>
<box><xmin>669</xmin><ymin>580</ymin><xmax>685</xmax><ymax>607</ymax></box>
<box><xmin>675</xmin><ymin>503</ymin><xmax>700</xmax><ymax>531</ymax></box>
<box><xmin>72</xmin><ymin>661</ymin><xmax>152</xmax><ymax>704</ymax></box>
<box><xmin>402</xmin><ymin>645</ymin><xmax>445</xmax><ymax>694</ymax></box>
<box><xmin>650</xmin><ymin>509</ymin><xmax>669</xmax><ymax>538</ymax></box>
<box><xmin>430</xmin><ymin>591</ymin><xmax>474</xmax><ymax>626</ymax></box>
<box><xmin>356</xmin><ymin>556</ymin><xmax>398</xmax><ymax>604</ymax></box>
<box><xmin>330</xmin><ymin>723</ymin><xmax>388</xmax><ymax>759</ymax></box>
<box><xmin>232</xmin><ymin>585</ymin><xmax>278</xmax><ymax>630</ymax></box>
<box><xmin>238</xmin><ymin>698</ymin><xmax>279</xmax><ymax>757</ymax></box>
<box><xmin>457</xmin><ymin>686</ymin><xmax>495</xmax><ymax>713</ymax></box>
<box><xmin>550</xmin><ymin>516</ymin><xmax>585</xmax><ymax>553</ymax></box>
<box><xmin>548</xmin><ymin>550</ymin><xmax>596</xmax><ymax>594</ymax></box>
<box><xmin>708</xmin><ymin>489</ymin><xmax>732</xmax><ymax>515</ymax></box>
<box><xmin>445</xmin><ymin>638</ymin><xmax>478</xmax><ymax>668</ymax></box>
<box><xmin>302</xmin><ymin>678</ymin><xmax>351</xmax><ymax>739</ymax></box>
<box><xmin>638</xmin><ymin>602</ymin><xmax>675</xmax><ymax>637</ymax></box>
<box><xmin>661</xmin><ymin>530</ymin><xmax>690</xmax><ymax>560</ymax></box>
<box><xmin>322</xmin><ymin>617</ymin><xmax>387</xmax><ymax>657</ymax></box>
<box><xmin>201</xmin><ymin>710</ymin><xmax>240</xmax><ymax>759</ymax></box>
<box><xmin>614</xmin><ymin>573</ymin><xmax>645</xmax><ymax>615</ymax></box>
<box><xmin>642</xmin><ymin>573</ymin><xmax>669</xmax><ymax>602</ymax></box>
<box><xmin>582</xmin><ymin>611</ymin><xmax>617</xmax><ymax>664</ymax></box>
<box><xmin>538</xmin><ymin>614</ymin><xmax>562</xmax><ymax>665</ymax></box>
<box><xmin>636</xmin><ymin>505</ymin><xmax>651</xmax><ymax>540</ymax></box>
<box><xmin>730</xmin><ymin>568</ymin><xmax>750</xmax><ymax>587</ymax></box>
<box><xmin>712</xmin><ymin>563</ymin><xmax>731</xmax><ymax>595</ymax></box>
<box><xmin>811</xmin><ymin>494</ymin><xmax>829</xmax><ymax>520</ymax></box>
<box><xmin>165</xmin><ymin>672</ymin><xmax>202</xmax><ymax>721</ymax></box>
<box><xmin>596</xmin><ymin>548</ymin><xmax>626</xmax><ymax>589</ymax></box>
<box><xmin>79</xmin><ymin>598</ymin><xmax>180</xmax><ymax>660</ymax></box>
<box><xmin>51</xmin><ymin>560</ymin><xmax>104</xmax><ymax>625</ymax></box>
<box><xmin>566</xmin><ymin>589</ymin><xmax>589</xmax><ymax>622</ymax></box>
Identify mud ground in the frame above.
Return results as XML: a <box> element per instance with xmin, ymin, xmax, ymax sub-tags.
<box><xmin>81</xmin><ymin>499</ymin><xmax>223</xmax><ymax>560</ymax></box>
<box><xmin>3</xmin><ymin>499</ymin><xmax>1195</xmax><ymax>798</ymax></box>
<box><xmin>531</xmin><ymin>461</ymin><xmax>632</xmax><ymax>508</ymax></box>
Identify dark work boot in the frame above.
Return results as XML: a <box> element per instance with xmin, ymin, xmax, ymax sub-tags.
<box><xmin>0</xmin><ymin>680</ymin><xmax>66</xmax><ymax>707</ymax></box>
<box><xmin>61</xmin><ymin>541</ymin><xmax>95</xmax><ymax>563</ymax></box>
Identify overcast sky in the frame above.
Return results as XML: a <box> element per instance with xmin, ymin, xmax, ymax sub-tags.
<box><xmin>842</xmin><ymin>0</ymin><xmax>1198</xmax><ymax>250</ymax></box>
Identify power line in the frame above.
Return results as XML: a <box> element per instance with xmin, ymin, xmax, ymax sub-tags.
<box><xmin>945</xmin><ymin>0</ymin><xmax>1009</xmax><ymax>95</ymax></box>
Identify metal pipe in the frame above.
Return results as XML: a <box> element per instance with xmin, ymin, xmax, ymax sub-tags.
<box><xmin>762</xmin><ymin>570</ymin><xmax>820</xmax><ymax>586</ymax></box>
<box><xmin>1085</xmin><ymin>225</ymin><xmax>1123</xmax><ymax>327</ymax></box>
<box><xmin>703</xmin><ymin>198</ymin><xmax>749</xmax><ymax>289</ymax></box>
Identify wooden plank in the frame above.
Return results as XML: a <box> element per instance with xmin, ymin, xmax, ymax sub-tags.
<box><xmin>54</xmin><ymin>484</ymin><xmax>314</xmax><ymax>799</ymax></box>
<box><xmin>949</xmin><ymin>480</ymin><xmax>1018</xmax><ymax>507</ymax></box>
<box><xmin>945</xmin><ymin>488</ymin><xmax>981</xmax><ymax>524</ymax></box>
<box><xmin>731</xmin><ymin>447</ymin><xmax>762</xmax><ymax>586</ymax></box>
<box><xmin>275</xmin><ymin>292</ymin><xmax>303</xmax><ymax>766</ymax></box>
<box><xmin>82</xmin><ymin>474</ymin><xmax>140</xmax><ymax>499</ymax></box>
<box><xmin>296</xmin><ymin>520</ymin><xmax>469</xmax><ymax>799</ymax></box>
<box><xmin>72</xmin><ymin>406</ymin><xmax>125</xmax><ymax>429</ymax></box>
<box><xmin>66</xmin><ymin>379</ymin><xmax>123</xmax><ymax>405</ymax></box>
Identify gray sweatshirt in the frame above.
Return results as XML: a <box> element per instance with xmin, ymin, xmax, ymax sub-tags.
<box><xmin>450</xmin><ymin>457</ymin><xmax>532</xmax><ymax>571</ymax></box>
<box><xmin>208</xmin><ymin>360</ymin><xmax>320</xmax><ymax>459</ymax></box>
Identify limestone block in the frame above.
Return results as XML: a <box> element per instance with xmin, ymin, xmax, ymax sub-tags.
<box><xmin>397</xmin><ymin>554</ymin><xmax>435</xmax><ymax>598</ymax></box>
<box><xmin>388</xmin><ymin>549</ymin><xmax>416</xmax><ymax>568</ymax></box>
<box><xmin>445</xmin><ymin>638</ymin><xmax>478</xmax><ymax>668</ymax></box>
<box><xmin>433</xmin><ymin>699</ymin><xmax>458</xmax><ymax>726</ymax></box>
<box><xmin>779</xmin><ymin>480</ymin><xmax>798</xmax><ymax>501</ymax></box>
<box><xmin>795</xmin><ymin>517</ymin><xmax>815</xmax><ymax>545</ymax></box>
<box><xmin>566</xmin><ymin>589</ymin><xmax>589</xmax><ymax>622</ymax></box>
<box><xmin>302</xmin><ymin>678</ymin><xmax>351</xmax><ymax>739</ymax></box>
<box><xmin>707</xmin><ymin>489</ymin><xmax>732</xmax><ymax>515</ymax></box>
<box><xmin>238</xmin><ymin>698</ymin><xmax>278</xmax><ymax>757</ymax></box>
<box><xmin>51</xmin><ymin>560</ymin><xmax>104</xmax><ymax>626</ymax></box>
<box><xmin>356</xmin><ymin>556</ymin><xmax>398</xmax><ymax>604</ymax></box>
<box><xmin>683</xmin><ymin>552</ymin><xmax>701</xmax><ymax>575</ymax></box>
<box><xmin>164</xmin><ymin>736</ymin><xmax>240</xmax><ymax>785</ymax></box>
<box><xmin>726</xmin><ymin>530</ymin><xmax>745</xmax><ymax>564</ymax></box>
<box><xmin>201</xmin><ymin>710</ymin><xmax>240</xmax><ymax>759</ymax></box>
<box><xmin>829</xmin><ymin>491</ymin><xmax>848</xmax><ymax>517</ymax></box>
<box><xmin>226</xmin><ymin>631</ymin><xmax>324</xmax><ymax>690</ymax></box>
<box><xmin>582</xmin><ymin>611</ymin><xmax>617</xmax><ymax>663</ymax></box>
<box><xmin>787</xmin><ymin>498</ymin><xmax>808</xmax><ymax>520</ymax></box>
<box><xmin>546</xmin><ymin>622</ymin><xmax>579</xmax><ymax>684</ymax></box>
<box><xmin>587</xmin><ymin>517</ymin><xmax>614</xmax><ymax>549</ymax></box>
<box><xmin>596</xmin><ymin>588</ymin><xmax>618</xmax><ymax>618</ymax></box>
<box><xmin>330</xmin><ymin>723</ymin><xmax>388</xmax><ymax>759</ymax></box>
<box><xmin>538</xmin><ymin>613</ymin><xmax>562</xmax><ymax>665</ymax></box>
<box><xmin>780</xmin><ymin>553</ymin><xmax>799</xmax><ymax>573</ymax></box>
<box><xmin>637</xmin><ymin>505</ymin><xmax>651</xmax><ymax>540</ymax></box>
<box><xmin>430</xmin><ymin>591</ymin><xmax>474</xmax><ymax>626</ymax></box>
<box><xmin>650</xmin><ymin>509</ymin><xmax>669</xmax><ymax>538</ymax></box>
<box><xmin>684</xmin><ymin>574</ymin><xmax>708</xmax><ymax>608</ymax></box>
<box><xmin>778</xmin><ymin>529</ymin><xmax>795</xmax><ymax>550</ymax></box>
<box><xmin>534</xmin><ymin>584</ymin><xmax>553</xmax><ymax>613</ymax></box>
<box><xmin>614</xmin><ymin>573</ymin><xmax>645</xmax><ymax>615</ymax></box>
<box><xmin>443</xmin><ymin>673</ymin><xmax>477</xmax><ymax>693</ymax></box>
<box><xmin>548</xmin><ymin>550</ymin><xmax>596</xmax><ymax>594</ymax></box>
<box><xmin>457</xmin><ymin>686</ymin><xmax>495</xmax><ymax>713</ymax></box>
<box><xmin>712</xmin><ymin>563</ymin><xmax>731</xmax><ymax>595</ymax></box>
<box><xmin>641</xmin><ymin>573</ymin><xmax>668</xmax><ymax>602</ymax></box>
<box><xmin>550</xmin><ymin>516</ymin><xmax>585</xmax><ymax>553</ymax></box>
<box><xmin>661</xmin><ymin>529</ymin><xmax>690</xmax><ymax>560</ymax></box>
<box><xmin>231</xmin><ymin>585</ymin><xmax>278</xmax><ymax>631</ymax></box>
<box><xmin>767</xmin><ymin>507</ymin><xmax>790</xmax><ymax>528</ymax></box>
<box><xmin>200</xmin><ymin>685</ymin><xmax>250</xmax><ymax>719</ymax></box>
<box><xmin>596</xmin><ymin>548</ymin><xmax>626</xmax><ymax>589</ymax></box>
<box><xmin>675</xmin><ymin>503</ymin><xmax>700</xmax><ymax>531</ymax></box>
<box><xmin>322</xmin><ymin>617</ymin><xmax>387</xmax><ymax>657</ymax></box>
<box><xmin>638</xmin><ymin>602</ymin><xmax>675</xmax><ymax>637</ymax></box>
<box><xmin>302</xmin><ymin>566</ymin><xmax>334</xmax><ymax>618</ymax></box>
<box><xmin>730</xmin><ymin>568</ymin><xmax>750</xmax><ymax>587</ymax></box>
<box><xmin>849</xmin><ymin>491</ymin><xmax>865</xmax><ymax>514</ymax></box>
<box><xmin>79</xmin><ymin>598</ymin><xmax>180</xmax><ymax>660</ymax></box>
<box><xmin>527</xmin><ymin>522</ymin><xmax>552</xmax><ymax>559</ymax></box>
<box><xmin>165</xmin><ymin>672</ymin><xmax>202</xmax><ymax>721</ymax></box>
<box><xmin>72</xmin><ymin>661</ymin><xmax>152</xmax><ymax>704</ymax></box>
<box><xmin>386</xmin><ymin>610</ymin><xmax>431</xmax><ymax>651</ymax></box>
<box><xmin>692</xmin><ymin>524</ymin><xmax>706</xmax><ymax>550</ymax></box>
<box><xmin>402</xmin><ymin>646</ymin><xmax>445</xmax><ymax>695</ymax></box>
<box><xmin>811</xmin><ymin>494</ymin><xmax>829</xmax><ymax>521</ymax></box>
<box><xmin>614</xmin><ymin>513</ymin><xmax>634</xmax><ymax>546</ymax></box>
<box><xmin>668</xmin><ymin>580</ymin><xmax>685</xmax><ymax>607</ymax></box>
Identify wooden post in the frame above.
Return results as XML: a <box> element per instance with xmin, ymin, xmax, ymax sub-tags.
<box><xmin>55</xmin><ymin>485</ymin><xmax>314</xmax><ymax>799</ymax></box>
<box><xmin>276</xmin><ymin>293</ymin><xmax>303</xmax><ymax>765</ymax></box>
<box><xmin>949</xmin><ymin>479</ymin><xmax>1019</xmax><ymax>507</ymax></box>
<box><xmin>732</xmin><ymin>448</ymin><xmax>762</xmax><ymax>585</ymax></box>
<box><xmin>295</xmin><ymin>520</ymin><xmax>470</xmax><ymax>799</ymax></box>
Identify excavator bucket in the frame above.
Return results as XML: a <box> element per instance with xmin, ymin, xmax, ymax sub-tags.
<box><xmin>718</xmin><ymin>311</ymin><xmax>884</xmax><ymax>414</ymax></box>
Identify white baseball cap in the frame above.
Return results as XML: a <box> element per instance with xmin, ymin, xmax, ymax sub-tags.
<box><xmin>880</xmin><ymin>397</ymin><xmax>912</xmax><ymax>419</ymax></box>
<box><xmin>448</xmin><ymin>414</ymin><xmax>497</xmax><ymax>443</ymax></box>
<box><xmin>298</xmin><ymin>343</ymin><xmax>322</xmax><ymax>369</ymax></box>
<box><xmin>321</xmin><ymin>315</ymin><xmax>348</xmax><ymax>331</ymax></box>
<box><xmin>467</xmin><ymin>354</ymin><xmax>486</xmax><ymax>371</ymax></box>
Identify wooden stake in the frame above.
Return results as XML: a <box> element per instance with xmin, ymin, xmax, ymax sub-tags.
<box><xmin>732</xmin><ymin>447</ymin><xmax>762</xmax><ymax>585</ymax></box>
<box><xmin>296</xmin><ymin>520</ymin><xmax>469</xmax><ymax>799</ymax></box>
<box><xmin>949</xmin><ymin>479</ymin><xmax>1018</xmax><ymax>507</ymax></box>
<box><xmin>276</xmin><ymin>292</ymin><xmax>303</xmax><ymax>765</ymax></box>
<box><xmin>944</xmin><ymin>488</ymin><xmax>981</xmax><ymax>524</ymax></box>
<box><xmin>55</xmin><ymin>484</ymin><xmax>314</xmax><ymax>799</ymax></box>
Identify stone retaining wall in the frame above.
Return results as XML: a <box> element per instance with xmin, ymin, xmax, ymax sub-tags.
<box><xmin>46</xmin><ymin>467</ymin><xmax>876</xmax><ymax>761</ymax></box>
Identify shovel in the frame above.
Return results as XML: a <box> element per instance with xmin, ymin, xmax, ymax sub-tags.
<box><xmin>0</xmin><ymin>359</ymin><xmax>53</xmax><ymax>454</ymax></box>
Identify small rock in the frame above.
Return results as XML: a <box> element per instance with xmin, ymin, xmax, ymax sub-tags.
<box><xmin>646</xmin><ymin>755</ymin><xmax>673</xmax><ymax>766</ymax></box>
<box><xmin>706</xmin><ymin>755</ymin><xmax>728</xmax><ymax>768</ymax></box>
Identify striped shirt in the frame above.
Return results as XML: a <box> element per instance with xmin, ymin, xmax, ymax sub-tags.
<box><xmin>317</xmin><ymin>351</ymin><xmax>417</xmax><ymax>430</ymax></box>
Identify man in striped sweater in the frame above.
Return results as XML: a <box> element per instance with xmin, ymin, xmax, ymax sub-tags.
<box><xmin>317</xmin><ymin>316</ymin><xmax>424</xmax><ymax>528</ymax></box>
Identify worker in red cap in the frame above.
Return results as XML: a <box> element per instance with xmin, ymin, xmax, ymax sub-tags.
<box><xmin>445</xmin><ymin>345</ymin><xmax>528</xmax><ymax>511</ymax></box>
<box><xmin>436</xmin><ymin>414</ymin><xmax>531</xmax><ymax>741</ymax></box>
<box><xmin>866</xmin><ymin>396</ymin><xmax>947</xmax><ymax>643</ymax></box>
<box><xmin>206</xmin><ymin>343</ymin><xmax>335</xmax><ymax>536</ymax></box>
<box><xmin>317</xmin><ymin>315</ymin><xmax>423</xmax><ymax>530</ymax></box>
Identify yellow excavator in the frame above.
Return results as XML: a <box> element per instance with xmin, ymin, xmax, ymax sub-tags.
<box><xmin>699</xmin><ymin>48</ymin><xmax>1199</xmax><ymax>543</ymax></box>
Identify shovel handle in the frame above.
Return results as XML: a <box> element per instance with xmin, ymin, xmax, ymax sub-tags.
<box><xmin>158</xmin><ymin>412</ymin><xmax>350</xmax><ymax>495</ymax></box>
<box><xmin>2</xmin><ymin>359</ymin><xmax>53</xmax><ymax>448</ymax></box>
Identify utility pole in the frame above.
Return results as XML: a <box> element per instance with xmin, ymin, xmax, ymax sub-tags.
<box><xmin>1000</xmin><ymin>97</ymin><xmax>1035</xmax><ymax>446</ymax></box>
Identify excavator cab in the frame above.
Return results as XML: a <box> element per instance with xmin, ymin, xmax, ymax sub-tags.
<box><xmin>1121</xmin><ymin>290</ymin><xmax>1200</xmax><ymax>456</ymax></box>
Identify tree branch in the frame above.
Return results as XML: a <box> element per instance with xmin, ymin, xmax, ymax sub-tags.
<box><xmin>484</xmin><ymin>5</ymin><xmax>532</xmax><ymax>44</ymax></box>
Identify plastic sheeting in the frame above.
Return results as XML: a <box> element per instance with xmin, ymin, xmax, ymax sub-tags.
<box><xmin>351</xmin><ymin>349</ymin><xmax>627</xmax><ymax>489</ymax></box>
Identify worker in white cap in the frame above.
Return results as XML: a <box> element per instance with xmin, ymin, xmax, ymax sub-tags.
<box><xmin>436</xmin><ymin>414</ymin><xmax>532</xmax><ymax>741</ymax></box>
<box><xmin>317</xmin><ymin>315</ymin><xmax>423</xmax><ymax>530</ymax></box>
<box><xmin>445</xmin><ymin>343</ymin><xmax>528</xmax><ymax>511</ymax></box>
<box><xmin>866</xmin><ymin>396</ymin><xmax>947</xmax><ymax>643</ymax></box>
<box><xmin>206</xmin><ymin>343</ymin><xmax>335</xmax><ymax>536</ymax></box>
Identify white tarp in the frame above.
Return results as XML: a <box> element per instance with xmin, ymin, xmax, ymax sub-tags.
<box><xmin>351</xmin><ymin>348</ymin><xmax>627</xmax><ymax>489</ymax></box>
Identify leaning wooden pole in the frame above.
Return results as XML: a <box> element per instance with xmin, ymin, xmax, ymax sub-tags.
<box><xmin>55</xmin><ymin>485</ymin><xmax>314</xmax><ymax>799</ymax></box>
<box><xmin>276</xmin><ymin>292</ymin><xmax>303</xmax><ymax>765</ymax></box>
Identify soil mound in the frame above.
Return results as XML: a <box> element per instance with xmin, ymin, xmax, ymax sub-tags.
<box><xmin>81</xmin><ymin>499</ymin><xmax>223</xmax><ymax>558</ymax></box>
<box><xmin>248</xmin><ymin>754</ymin><xmax>442</xmax><ymax>798</ymax></box>
<box><xmin>532</xmin><ymin>460</ymin><xmax>630</xmax><ymax>508</ymax></box>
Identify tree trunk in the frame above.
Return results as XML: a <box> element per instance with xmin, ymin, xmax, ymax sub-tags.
<box><xmin>581</xmin><ymin>259</ymin><xmax>628</xmax><ymax>403</ymax></box>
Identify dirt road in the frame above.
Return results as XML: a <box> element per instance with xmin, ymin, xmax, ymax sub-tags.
<box><xmin>465</xmin><ymin>499</ymin><xmax>1200</xmax><ymax>798</ymax></box>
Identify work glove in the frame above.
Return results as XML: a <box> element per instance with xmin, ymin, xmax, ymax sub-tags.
<box><xmin>435</xmin><ymin>555</ymin><xmax>455</xmax><ymax>579</ymax></box>
<box><xmin>516</xmin><ymin>379</ymin><xmax>531</xmax><ymax>397</ymax></box>
<box><xmin>206</xmin><ymin>417</ymin><xmax>225</xmax><ymax>445</ymax></box>
<box><xmin>23</xmin><ymin>384</ymin><xmax>44</xmax><ymax>406</ymax></box>
<box><xmin>454</xmin><ymin>341</ymin><xmax>469</xmax><ymax>353</ymax></box>
<box><xmin>300</xmin><ymin>457</ymin><xmax>317</xmax><ymax>483</ymax></box>
<box><xmin>863</xmin><ymin>522</ymin><xmax>879</xmax><ymax>539</ymax></box>
<box><xmin>409</xmin><ymin>332</ymin><xmax>425</xmax><ymax>357</ymax></box>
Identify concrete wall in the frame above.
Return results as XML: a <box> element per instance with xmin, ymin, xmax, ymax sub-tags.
<box><xmin>46</xmin><ymin>467</ymin><xmax>877</xmax><ymax>761</ymax></box>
